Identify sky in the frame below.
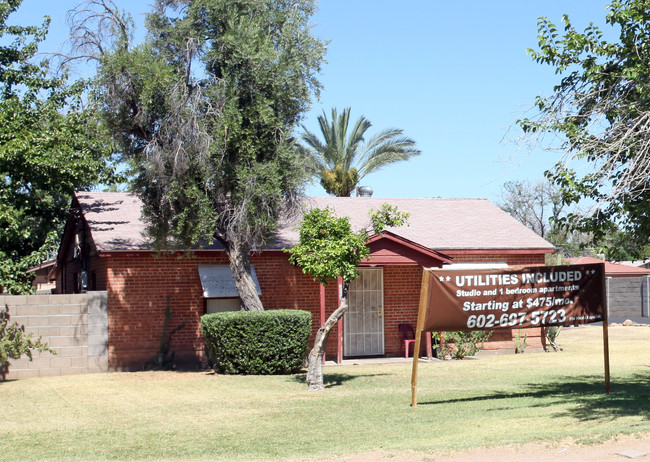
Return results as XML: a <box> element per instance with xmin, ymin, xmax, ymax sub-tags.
<box><xmin>11</xmin><ymin>0</ymin><xmax>614</xmax><ymax>203</ymax></box>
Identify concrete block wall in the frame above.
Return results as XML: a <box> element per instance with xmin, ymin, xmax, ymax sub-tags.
<box><xmin>607</xmin><ymin>276</ymin><xmax>650</xmax><ymax>318</ymax></box>
<box><xmin>1</xmin><ymin>292</ymin><xmax>108</xmax><ymax>380</ymax></box>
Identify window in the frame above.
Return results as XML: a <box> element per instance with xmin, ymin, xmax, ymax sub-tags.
<box><xmin>198</xmin><ymin>265</ymin><xmax>262</xmax><ymax>313</ymax></box>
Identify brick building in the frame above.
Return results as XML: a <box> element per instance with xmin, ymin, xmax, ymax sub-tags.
<box><xmin>55</xmin><ymin>192</ymin><xmax>555</xmax><ymax>370</ymax></box>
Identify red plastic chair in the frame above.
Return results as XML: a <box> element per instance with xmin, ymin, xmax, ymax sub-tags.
<box><xmin>398</xmin><ymin>323</ymin><xmax>416</xmax><ymax>358</ymax></box>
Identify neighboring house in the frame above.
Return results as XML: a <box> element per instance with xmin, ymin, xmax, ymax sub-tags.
<box><xmin>27</xmin><ymin>259</ymin><xmax>57</xmax><ymax>294</ymax></box>
<box><xmin>55</xmin><ymin>192</ymin><xmax>555</xmax><ymax>370</ymax></box>
<box><xmin>568</xmin><ymin>256</ymin><xmax>650</xmax><ymax>320</ymax></box>
<box><xmin>617</xmin><ymin>259</ymin><xmax>650</xmax><ymax>270</ymax></box>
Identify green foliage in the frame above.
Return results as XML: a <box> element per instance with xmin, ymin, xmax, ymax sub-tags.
<box><xmin>545</xmin><ymin>253</ymin><xmax>568</xmax><ymax>266</ymax></box>
<box><xmin>433</xmin><ymin>330</ymin><xmax>493</xmax><ymax>360</ymax></box>
<box><xmin>286</xmin><ymin>208</ymin><xmax>367</xmax><ymax>284</ymax></box>
<box><xmin>201</xmin><ymin>310</ymin><xmax>311</xmax><ymax>375</ymax></box>
<box><xmin>514</xmin><ymin>328</ymin><xmax>528</xmax><ymax>354</ymax></box>
<box><xmin>594</xmin><ymin>229</ymin><xmax>650</xmax><ymax>261</ymax></box>
<box><xmin>286</xmin><ymin>204</ymin><xmax>409</xmax><ymax>285</ymax></box>
<box><xmin>0</xmin><ymin>252</ymin><xmax>36</xmax><ymax>295</ymax></box>
<box><xmin>320</xmin><ymin>164</ymin><xmax>359</xmax><ymax>198</ymax></box>
<box><xmin>0</xmin><ymin>0</ymin><xmax>117</xmax><ymax>293</ymax></box>
<box><xmin>369</xmin><ymin>204</ymin><xmax>411</xmax><ymax>236</ymax></box>
<box><xmin>519</xmin><ymin>0</ymin><xmax>650</xmax><ymax>258</ymax></box>
<box><xmin>300</xmin><ymin>107</ymin><xmax>421</xmax><ymax>196</ymax></box>
<box><xmin>0</xmin><ymin>305</ymin><xmax>55</xmax><ymax>379</ymax></box>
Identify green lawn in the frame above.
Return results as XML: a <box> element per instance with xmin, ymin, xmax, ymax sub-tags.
<box><xmin>1</xmin><ymin>326</ymin><xmax>649</xmax><ymax>461</ymax></box>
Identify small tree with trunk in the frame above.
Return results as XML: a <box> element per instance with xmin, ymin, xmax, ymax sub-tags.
<box><xmin>287</xmin><ymin>204</ymin><xmax>408</xmax><ymax>390</ymax></box>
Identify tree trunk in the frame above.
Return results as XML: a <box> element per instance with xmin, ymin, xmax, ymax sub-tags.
<box><xmin>225</xmin><ymin>240</ymin><xmax>264</xmax><ymax>311</ymax></box>
<box><xmin>306</xmin><ymin>280</ymin><xmax>349</xmax><ymax>390</ymax></box>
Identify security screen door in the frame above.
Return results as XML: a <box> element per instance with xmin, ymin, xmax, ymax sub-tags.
<box><xmin>344</xmin><ymin>267</ymin><xmax>385</xmax><ymax>356</ymax></box>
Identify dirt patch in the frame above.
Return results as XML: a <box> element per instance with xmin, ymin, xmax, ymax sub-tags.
<box><xmin>289</xmin><ymin>433</ymin><xmax>650</xmax><ymax>461</ymax></box>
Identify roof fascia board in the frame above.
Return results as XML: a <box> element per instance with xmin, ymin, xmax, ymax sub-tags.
<box><xmin>441</xmin><ymin>248</ymin><xmax>555</xmax><ymax>255</ymax></box>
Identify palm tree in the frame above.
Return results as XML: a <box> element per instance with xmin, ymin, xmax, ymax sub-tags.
<box><xmin>300</xmin><ymin>107</ymin><xmax>421</xmax><ymax>196</ymax></box>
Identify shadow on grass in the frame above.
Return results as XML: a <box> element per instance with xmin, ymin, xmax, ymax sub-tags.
<box><xmin>290</xmin><ymin>371</ymin><xmax>390</xmax><ymax>388</ymax></box>
<box><xmin>290</xmin><ymin>372</ymin><xmax>355</xmax><ymax>388</ymax></box>
<box><xmin>418</xmin><ymin>372</ymin><xmax>650</xmax><ymax>421</ymax></box>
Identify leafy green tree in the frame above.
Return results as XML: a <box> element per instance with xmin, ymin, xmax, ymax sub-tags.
<box><xmin>300</xmin><ymin>107</ymin><xmax>421</xmax><ymax>196</ymax></box>
<box><xmin>0</xmin><ymin>0</ymin><xmax>116</xmax><ymax>294</ymax></box>
<box><xmin>518</xmin><ymin>0</ymin><xmax>650</xmax><ymax>258</ymax></box>
<box><xmin>70</xmin><ymin>0</ymin><xmax>326</xmax><ymax>310</ymax></box>
<box><xmin>287</xmin><ymin>204</ymin><xmax>408</xmax><ymax>390</ymax></box>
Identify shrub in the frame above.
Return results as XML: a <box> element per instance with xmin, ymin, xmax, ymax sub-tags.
<box><xmin>432</xmin><ymin>330</ymin><xmax>493</xmax><ymax>359</ymax></box>
<box><xmin>201</xmin><ymin>309</ymin><xmax>311</xmax><ymax>375</ymax></box>
<box><xmin>1</xmin><ymin>306</ymin><xmax>55</xmax><ymax>380</ymax></box>
<box><xmin>545</xmin><ymin>326</ymin><xmax>563</xmax><ymax>352</ymax></box>
<box><xmin>514</xmin><ymin>328</ymin><xmax>528</xmax><ymax>354</ymax></box>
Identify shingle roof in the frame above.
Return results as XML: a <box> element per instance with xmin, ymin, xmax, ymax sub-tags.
<box><xmin>76</xmin><ymin>192</ymin><xmax>149</xmax><ymax>251</ymax></box>
<box><xmin>567</xmin><ymin>256</ymin><xmax>650</xmax><ymax>276</ymax></box>
<box><xmin>75</xmin><ymin>192</ymin><xmax>555</xmax><ymax>253</ymax></box>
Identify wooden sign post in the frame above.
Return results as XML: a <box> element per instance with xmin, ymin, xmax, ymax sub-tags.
<box><xmin>411</xmin><ymin>269</ymin><xmax>431</xmax><ymax>407</ymax></box>
<box><xmin>602</xmin><ymin>274</ymin><xmax>611</xmax><ymax>394</ymax></box>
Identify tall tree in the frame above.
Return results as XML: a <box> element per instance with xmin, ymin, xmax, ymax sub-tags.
<box><xmin>70</xmin><ymin>0</ymin><xmax>326</xmax><ymax>310</ymax></box>
<box><xmin>300</xmin><ymin>107</ymin><xmax>421</xmax><ymax>197</ymax></box>
<box><xmin>287</xmin><ymin>204</ymin><xmax>408</xmax><ymax>390</ymax></box>
<box><xmin>0</xmin><ymin>0</ymin><xmax>116</xmax><ymax>294</ymax></box>
<box><xmin>518</xmin><ymin>0</ymin><xmax>650</xmax><ymax>257</ymax></box>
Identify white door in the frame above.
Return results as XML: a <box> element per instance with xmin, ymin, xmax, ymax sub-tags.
<box><xmin>344</xmin><ymin>268</ymin><xmax>384</xmax><ymax>356</ymax></box>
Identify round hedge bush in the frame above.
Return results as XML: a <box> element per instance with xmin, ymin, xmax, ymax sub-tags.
<box><xmin>201</xmin><ymin>309</ymin><xmax>311</xmax><ymax>375</ymax></box>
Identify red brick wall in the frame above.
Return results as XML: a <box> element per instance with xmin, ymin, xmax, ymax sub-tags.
<box><xmin>101</xmin><ymin>252</ymin><xmax>215</xmax><ymax>369</ymax></box>
<box><xmin>383</xmin><ymin>266</ymin><xmax>423</xmax><ymax>356</ymax></box>
<box><xmin>70</xmin><ymin>250</ymin><xmax>546</xmax><ymax>369</ymax></box>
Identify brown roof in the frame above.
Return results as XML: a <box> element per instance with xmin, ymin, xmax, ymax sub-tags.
<box><xmin>567</xmin><ymin>256</ymin><xmax>650</xmax><ymax>277</ymax></box>
<box><xmin>74</xmin><ymin>192</ymin><xmax>555</xmax><ymax>253</ymax></box>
